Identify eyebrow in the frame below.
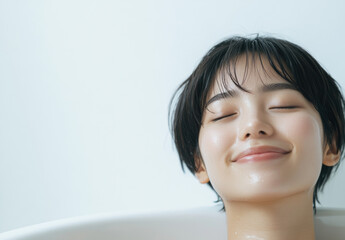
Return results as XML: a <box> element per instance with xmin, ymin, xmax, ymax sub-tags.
<box><xmin>205</xmin><ymin>83</ymin><xmax>297</xmax><ymax>107</ymax></box>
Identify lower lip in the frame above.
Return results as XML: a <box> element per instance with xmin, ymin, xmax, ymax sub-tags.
<box><xmin>235</xmin><ymin>152</ymin><xmax>288</xmax><ymax>163</ymax></box>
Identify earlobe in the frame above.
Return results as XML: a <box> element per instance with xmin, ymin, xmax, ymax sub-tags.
<box><xmin>195</xmin><ymin>169</ymin><xmax>210</xmax><ymax>184</ymax></box>
<box><xmin>323</xmin><ymin>143</ymin><xmax>341</xmax><ymax>167</ymax></box>
<box><xmin>195</xmin><ymin>158</ymin><xmax>210</xmax><ymax>184</ymax></box>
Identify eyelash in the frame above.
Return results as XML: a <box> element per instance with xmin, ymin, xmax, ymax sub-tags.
<box><xmin>212</xmin><ymin>113</ymin><xmax>236</xmax><ymax>122</ymax></box>
<box><xmin>270</xmin><ymin>106</ymin><xmax>298</xmax><ymax>109</ymax></box>
<box><xmin>212</xmin><ymin>106</ymin><xmax>298</xmax><ymax>122</ymax></box>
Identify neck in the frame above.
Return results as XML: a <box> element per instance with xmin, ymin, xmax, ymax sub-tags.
<box><xmin>224</xmin><ymin>191</ymin><xmax>316</xmax><ymax>240</ymax></box>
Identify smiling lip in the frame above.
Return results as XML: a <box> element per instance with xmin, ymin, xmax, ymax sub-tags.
<box><xmin>233</xmin><ymin>146</ymin><xmax>291</xmax><ymax>163</ymax></box>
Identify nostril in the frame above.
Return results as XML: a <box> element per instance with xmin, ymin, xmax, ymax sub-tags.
<box><xmin>245</xmin><ymin>131</ymin><xmax>266</xmax><ymax>138</ymax></box>
<box><xmin>240</xmin><ymin>120</ymin><xmax>274</xmax><ymax>140</ymax></box>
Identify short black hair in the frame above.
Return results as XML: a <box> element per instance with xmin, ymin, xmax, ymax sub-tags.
<box><xmin>169</xmin><ymin>35</ymin><xmax>345</xmax><ymax>212</ymax></box>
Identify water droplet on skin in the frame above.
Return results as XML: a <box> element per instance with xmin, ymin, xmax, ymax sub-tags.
<box><xmin>249</xmin><ymin>173</ymin><xmax>260</xmax><ymax>183</ymax></box>
<box><xmin>245</xmin><ymin>234</ymin><xmax>264</xmax><ymax>240</ymax></box>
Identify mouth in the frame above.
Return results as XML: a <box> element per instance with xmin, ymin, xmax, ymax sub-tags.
<box><xmin>232</xmin><ymin>146</ymin><xmax>291</xmax><ymax>163</ymax></box>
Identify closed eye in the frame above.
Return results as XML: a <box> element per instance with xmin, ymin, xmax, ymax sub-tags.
<box><xmin>212</xmin><ymin>113</ymin><xmax>236</xmax><ymax>122</ymax></box>
<box><xmin>270</xmin><ymin>106</ymin><xmax>298</xmax><ymax>110</ymax></box>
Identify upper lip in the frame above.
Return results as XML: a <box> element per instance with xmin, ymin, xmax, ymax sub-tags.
<box><xmin>232</xmin><ymin>146</ymin><xmax>291</xmax><ymax>162</ymax></box>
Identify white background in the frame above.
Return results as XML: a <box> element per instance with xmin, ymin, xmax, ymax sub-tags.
<box><xmin>1</xmin><ymin>0</ymin><xmax>345</xmax><ymax>233</ymax></box>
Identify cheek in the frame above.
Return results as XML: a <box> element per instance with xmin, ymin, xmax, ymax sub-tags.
<box><xmin>198</xmin><ymin>125</ymin><xmax>236</xmax><ymax>170</ymax></box>
<box><xmin>282</xmin><ymin>113</ymin><xmax>323</xmax><ymax>146</ymax></box>
<box><xmin>280</xmin><ymin>112</ymin><xmax>324</xmax><ymax>180</ymax></box>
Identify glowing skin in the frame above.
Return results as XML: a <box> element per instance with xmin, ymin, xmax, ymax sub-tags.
<box><xmin>195</xmin><ymin>57</ymin><xmax>340</xmax><ymax>240</ymax></box>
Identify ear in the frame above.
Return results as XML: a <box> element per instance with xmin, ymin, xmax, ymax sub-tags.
<box><xmin>323</xmin><ymin>142</ymin><xmax>340</xmax><ymax>167</ymax></box>
<box><xmin>194</xmin><ymin>157</ymin><xmax>210</xmax><ymax>184</ymax></box>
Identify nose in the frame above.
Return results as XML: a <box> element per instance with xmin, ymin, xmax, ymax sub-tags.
<box><xmin>239</xmin><ymin>111</ymin><xmax>274</xmax><ymax>141</ymax></box>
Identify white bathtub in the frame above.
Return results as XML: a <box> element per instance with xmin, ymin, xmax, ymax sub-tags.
<box><xmin>0</xmin><ymin>205</ymin><xmax>344</xmax><ymax>240</ymax></box>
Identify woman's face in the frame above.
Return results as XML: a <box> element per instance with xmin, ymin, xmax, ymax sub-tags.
<box><xmin>196</xmin><ymin>57</ymin><xmax>332</xmax><ymax>203</ymax></box>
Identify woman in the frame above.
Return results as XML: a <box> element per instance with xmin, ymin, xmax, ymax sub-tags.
<box><xmin>169</xmin><ymin>36</ymin><xmax>345</xmax><ymax>240</ymax></box>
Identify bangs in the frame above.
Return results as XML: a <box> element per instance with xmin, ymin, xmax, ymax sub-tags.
<box><xmin>203</xmin><ymin>38</ymin><xmax>298</xmax><ymax>110</ymax></box>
